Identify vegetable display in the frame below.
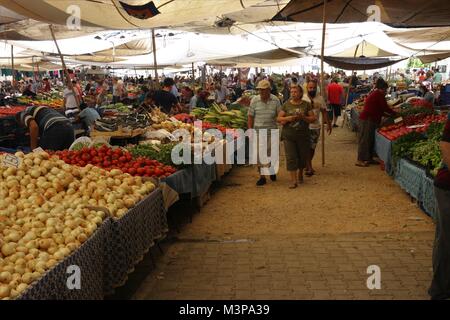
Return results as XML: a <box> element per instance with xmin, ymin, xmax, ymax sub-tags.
<box><xmin>53</xmin><ymin>146</ymin><xmax>176</xmax><ymax>178</ymax></box>
<box><xmin>379</xmin><ymin>114</ymin><xmax>447</xmax><ymax>141</ymax></box>
<box><xmin>191</xmin><ymin>103</ymin><xmax>247</xmax><ymax>129</ymax></box>
<box><xmin>128</xmin><ymin>143</ymin><xmax>181</xmax><ymax>168</ymax></box>
<box><xmin>0</xmin><ymin>106</ymin><xmax>26</xmax><ymax>119</ymax></box>
<box><xmin>0</xmin><ymin>151</ymin><xmax>156</xmax><ymax>299</ymax></box>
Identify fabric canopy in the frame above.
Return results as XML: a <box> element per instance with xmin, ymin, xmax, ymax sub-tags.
<box><xmin>0</xmin><ymin>0</ymin><xmax>265</xmax><ymax>30</ymax></box>
<box><xmin>273</xmin><ymin>0</ymin><xmax>450</xmax><ymax>27</ymax></box>
<box><xmin>386</xmin><ymin>27</ymin><xmax>450</xmax><ymax>43</ymax></box>
<box><xmin>207</xmin><ymin>47</ymin><xmax>305</xmax><ymax>67</ymax></box>
<box><xmin>332</xmin><ymin>41</ymin><xmax>397</xmax><ymax>58</ymax></box>
<box><xmin>320</xmin><ymin>56</ymin><xmax>407</xmax><ymax>70</ymax></box>
<box><xmin>416</xmin><ymin>52</ymin><xmax>450</xmax><ymax>64</ymax></box>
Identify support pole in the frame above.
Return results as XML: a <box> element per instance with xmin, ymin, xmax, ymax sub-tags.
<box><xmin>151</xmin><ymin>29</ymin><xmax>159</xmax><ymax>88</ymax></box>
<box><xmin>320</xmin><ymin>0</ymin><xmax>327</xmax><ymax>167</ymax></box>
<box><xmin>49</xmin><ymin>25</ymin><xmax>79</xmax><ymax>105</ymax></box>
<box><xmin>202</xmin><ymin>64</ymin><xmax>207</xmax><ymax>90</ymax></box>
<box><xmin>11</xmin><ymin>45</ymin><xmax>15</xmax><ymax>94</ymax></box>
<box><xmin>192</xmin><ymin>62</ymin><xmax>195</xmax><ymax>89</ymax></box>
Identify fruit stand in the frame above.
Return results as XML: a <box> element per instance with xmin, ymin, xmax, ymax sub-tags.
<box><xmin>0</xmin><ymin>97</ymin><xmax>249</xmax><ymax>300</ymax></box>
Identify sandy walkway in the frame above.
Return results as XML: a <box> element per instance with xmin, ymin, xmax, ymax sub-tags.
<box><xmin>180</xmin><ymin>126</ymin><xmax>434</xmax><ymax>239</ymax></box>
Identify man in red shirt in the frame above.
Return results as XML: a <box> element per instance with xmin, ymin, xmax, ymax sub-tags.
<box><xmin>327</xmin><ymin>78</ymin><xmax>344</xmax><ymax>127</ymax></box>
<box><xmin>356</xmin><ymin>78</ymin><xmax>397</xmax><ymax>167</ymax></box>
<box><xmin>429</xmin><ymin>112</ymin><xmax>450</xmax><ymax>300</ymax></box>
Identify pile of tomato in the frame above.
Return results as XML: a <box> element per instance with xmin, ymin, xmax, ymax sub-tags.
<box><xmin>379</xmin><ymin>114</ymin><xmax>447</xmax><ymax>141</ymax></box>
<box><xmin>52</xmin><ymin>145</ymin><xmax>177</xmax><ymax>178</ymax></box>
<box><xmin>0</xmin><ymin>106</ymin><xmax>26</xmax><ymax>118</ymax></box>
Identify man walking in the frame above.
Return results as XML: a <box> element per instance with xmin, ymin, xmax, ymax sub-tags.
<box><xmin>248</xmin><ymin>80</ymin><xmax>281</xmax><ymax>186</ymax></box>
<box><xmin>327</xmin><ymin>78</ymin><xmax>344</xmax><ymax>127</ymax></box>
<box><xmin>303</xmin><ymin>80</ymin><xmax>332</xmax><ymax>176</ymax></box>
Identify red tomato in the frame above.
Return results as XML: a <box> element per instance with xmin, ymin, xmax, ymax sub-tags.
<box><xmin>128</xmin><ymin>168</ymin><xmax>136</xmax><ymax>175</ymax></box>
<box><xmin>119</xmin><ymin>156</ymin><xmax>127</xmax><ymax>163</ymax></box>
<box><xmin>137</xmin><ymin>168</ymin><xmax>145</xmax><ymax>175</ymax></box>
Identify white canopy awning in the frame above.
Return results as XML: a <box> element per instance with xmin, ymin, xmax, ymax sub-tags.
<box><xmin>0</xmin><ymin>0</ymin><xmax>266</xmax><ymax>29</ymax></box>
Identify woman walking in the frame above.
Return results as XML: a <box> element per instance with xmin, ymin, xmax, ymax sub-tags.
<box><xmin>278</xmin><ymin>85</ymin><xmax>316</xmax><ymax>189</ymax></box>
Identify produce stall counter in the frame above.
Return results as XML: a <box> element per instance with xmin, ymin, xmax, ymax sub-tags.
<box><xmin>394</xmin><ymin>158</ymin><xmax>438</xmax><ymax>220</ymax></box>
<box><xmin>17</xmin><ymin>189</ymin><xmax>167</xmax><ymax>300</ymax></box>
<box><xmin>161</xmin><ymin>163</ymin><xmax>217</xmax><ymax>198</ymax></box>
<box><xmin>394</xmin><ymin>158</ymin><xmax>426</xmax><ymax>200</ymax></box>
<box><xmin>18</xmin><ymin>219</ymin><xmax>112</xmax><ymax>300</ymax></box>
<box><xmin>104</xmin><ymin>188</ymin><xmax>167</xmax><ymax>294</ymax></box>
<box><xmin>375</xmin><ymin>132</ymin><xmax>394</xmax><ymax>175</ymax></box>
<box><xmin>350</xmin><ymin>108</ymin><xmax>360</xmax><ymax>132</ymax></box>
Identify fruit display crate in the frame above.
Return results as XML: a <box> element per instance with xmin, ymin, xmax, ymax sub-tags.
<box><xmin>17</xmin><ymin>218</ymin><xmax>112</xmax><ymax>300</ymax></box>
<box><xmin>103</xmin><ymin>188</ymin><xmax>168</xmax><ymax>295</ymax></box>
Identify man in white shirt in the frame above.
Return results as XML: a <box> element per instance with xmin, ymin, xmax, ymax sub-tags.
<box><xmin>63</xmin><ymin>85</ymin><xmax>80</xmax><ymax>118</ymax></box>
<box><xmin>303</xmin><ymin>80</ymin><xmax>332</xmax><ymax>176</ymax></box>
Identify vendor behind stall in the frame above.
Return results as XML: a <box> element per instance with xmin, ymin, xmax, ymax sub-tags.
<box><xmin>153</xmin><ymin>78</ymin><xmax>182</xmax><ymax>114</ymax></box>
<box><xmin>356</xmin><ymin>78</ymin><xmax>397</xmax><ymax>167</ymax></box>
<box><xmin>77</xmin><ymin>103</ymin><xmax>100</xmax><ymax>136</ymax></box>
<box><xmin>16</xmin><ymin>106</ymin><xmax>75</xmax><ymax>151</ymax></box>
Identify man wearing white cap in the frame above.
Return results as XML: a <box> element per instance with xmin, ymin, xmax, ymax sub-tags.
<box><xmin>248</xmin><ymin>79</ymin><xmax>281</xmax><ymax>186</ymax></box>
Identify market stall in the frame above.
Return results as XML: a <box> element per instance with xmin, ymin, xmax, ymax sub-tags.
<box><xmin>372</xmin><ymin>107</ymin><xmax>447</xmax><ymax>219</ymax></box>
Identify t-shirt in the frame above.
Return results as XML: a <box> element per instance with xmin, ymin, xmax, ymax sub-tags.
<box><xmin>327</xmin><ymin>82</ymin><xmax>343</xmax><ymax>105</ymax></box>
<box><xmin>79</xmin><ymin>108</ymin><xmax>100</xmax><ymax>128</ymax></box>
<box><xmin>248</xmin><ymin>94</ymin><xmax>281</xmax><ymax>130</ymax></box>
<box><xmin>433</xmin><ymin>73</ymin><xmax>442</xmax><ymax>83</ymax></box>
<box><xmin>281</xmin><ymin>100</ymin><xmax>313</xmax><ymax>135</ymax></box>
<box><xmin>303</xmin><ymin>94</ymin><xmax>326</xmax><ymax>130</ymax></box>
<box><xmin>63</xmin><ymin>88</ymin><xmax>79</xmax><ymax>116</ymax></box>
<box><xmin>435</xmin><ymin>113</ymin><xmax>450</xmax><ymax>190</ymax></box>
<box><xmin>153</xmin><ymin>90</ymin><xmax>179</xmax><ymax>114</ymax></box>
<box><xmin>22</xmin><ymin>106</ymin><xmax>70</xmax><ymax>133</ymax></box>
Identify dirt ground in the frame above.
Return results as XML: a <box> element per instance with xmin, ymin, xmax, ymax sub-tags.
<box><xmin>179</xmin><ymin>124</ymin><xmax>434</xmax><ymax>239</ymax></box>
<box><xmin>132</xmin><ymin>122</ymin><xmax>436</xmax><ymax>300</ymax></box>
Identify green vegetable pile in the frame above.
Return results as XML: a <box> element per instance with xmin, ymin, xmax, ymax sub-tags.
<box><xmin>392</xmin><ymin>132</ymin><xmax>425</xmax><ymax>160</ymax></box>
<box><xmin>103</xmin><ymin>103</ymin><xmax>130</xmax><ymax>113</ymax></box>
<box><xmin>411</xmin><ymin>140</ymin><xmax>442</xmax><ymax>176</ymax></box>
<box><xmin>128</xmin><ymin>143</ymin><xmax>182</xmax><ymax>168</ymax></box>
<box><xmin>426</xmin><ymin>122</ymin><xmax>445</xmax><ymax>141</ymax></box>
<box><xmin>391</xmin><ymin>121</ymin><xmax>445</xmax><ymax>176</ymax></box>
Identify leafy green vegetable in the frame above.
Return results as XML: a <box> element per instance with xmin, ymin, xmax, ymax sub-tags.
<box><xmin>411</xmin><ymin>140</ymin><xmax>442</xmax><ymax>176</ymax></box>
<box><xmin>392</xmin><ymin>131</ymin><xmax>425</xmax><ymax>160</ymax></box>
<box><xmin>128</xmin><ymin>143</ymin><xmax>183</xmax><ymax>168</ymax></box>
<box><xmin>426</xmin><ymin>122</ymin><xmax>445</xmax><ymax>141</ymax></box>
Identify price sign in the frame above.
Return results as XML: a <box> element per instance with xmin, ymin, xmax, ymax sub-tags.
<box><xmin>394</xmin><ymin>117</ymin><xmax>403</xmax><ymax>124</ymax></box>
<box><xmin>33</xmin><ymin>147</ymin><xmax>45</xmax><ymax>153</ymax></box>
<box><xmin>2</xmin><ymin>154</ymin><xmax>21</xmax><ymax>168</ymax></box>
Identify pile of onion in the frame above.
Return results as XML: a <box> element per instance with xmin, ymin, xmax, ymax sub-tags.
<box><xmin>0</xmin><ymin>151</ymin><xmax>156</xmax><ymax>299</ymax></box>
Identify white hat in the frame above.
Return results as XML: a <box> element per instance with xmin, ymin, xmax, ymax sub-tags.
<box><xmin>256</xmin><ymin>79</ymin><xmax>271</xmax><ymax>90</ymax></box>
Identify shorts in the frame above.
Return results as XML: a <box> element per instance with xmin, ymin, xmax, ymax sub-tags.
<box><xmin>310</xmin><ymin>128</ymin><xmax>321</xmax><ymax>150</ymax></box>
<box><xmin>282</xmin><ymin>130</ymin><xmax>310</xmax><ymax>171</ymax></box>
<box><xmin>328</xmin><ymin>104</ymin><xmax>342</xmax><ymax>118</ymax></box>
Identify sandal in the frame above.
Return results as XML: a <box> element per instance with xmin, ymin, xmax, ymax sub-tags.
<box><xmin>355</xmin><ymin>161</ymin><xmax>369</xmax><ymax>167</ymax></box>
<box><xmin>289</xmin><ymin>183</ymin><xmax>298</xmax><ymax>189</ymax></box>
<box><xmin>305</xmin><ymin>171</ymin><xmax>314</xmax><ymax>177</ymax></box>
